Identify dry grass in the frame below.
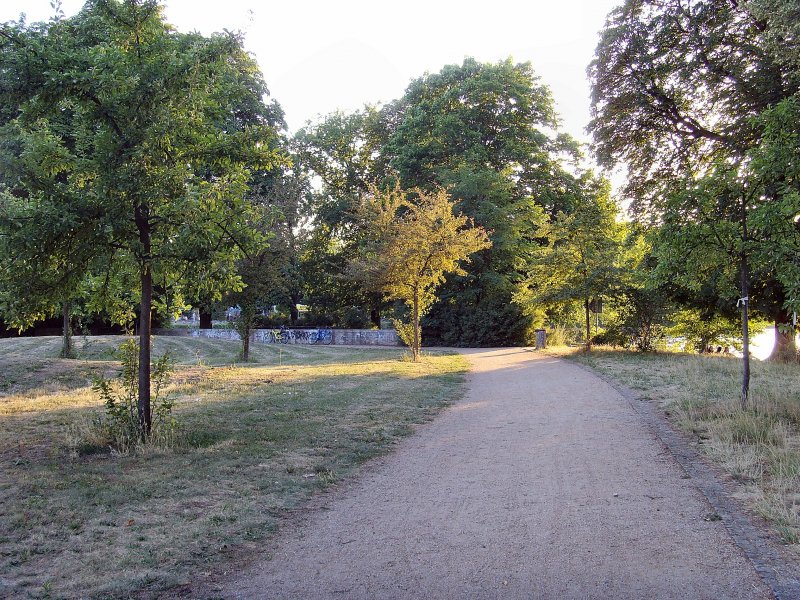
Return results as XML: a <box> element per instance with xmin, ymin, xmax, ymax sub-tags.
<box><xmin>0</xmin><ymin>335</ymin><xmax>468</xmax><ymax>599</ymax></box>
<box><xmin>563</xmin><ymin>346</ymin><xmax>800</xmax><ymax>549</ymax></box>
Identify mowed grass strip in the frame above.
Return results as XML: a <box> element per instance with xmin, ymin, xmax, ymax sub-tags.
<box><xmin>0</xmin><ymin>336</ymin><xmax>468</xmax><ymax>599</ymax></box>
<box><xmin>563</xmin><ymin>347</ymin><xmax>800</xmax><ymax>549</ymax></box>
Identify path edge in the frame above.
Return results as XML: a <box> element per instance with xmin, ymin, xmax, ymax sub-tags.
<box><xmin>560</xmin><ymin>353</ymin><xmax>800</xmax><ymax>600</ymax></box>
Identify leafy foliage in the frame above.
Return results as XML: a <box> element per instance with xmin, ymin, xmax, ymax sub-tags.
<box><xmin>516</xmin><ymin>175</ymin><xmax>622</xmax><ymax>349</ymax></box>
<box><xmin>385</xmin><ymin>58</ymin><xmax>580</xmax><ymax>345</ymax></box>
<box><xmin>352</xmin><ymin>185</ymin><xmax>491</xmax><ymax>360</ymax></box>
<box><xmin>293</xmin><ymin>109</ymin><xmax>390</xmax><ymax>327</ymax></box>
<box><xmin>748</xmin><ymin>97</ymin><xmax>800</xmax><ymax>323</ymax></box>
<box><xmin>589</xmin><ymin>0</ymin><xmax>800</xmax><ymax>363</ymax></box>
<box><xmin>666</xmin><ymin>309</ymin><xmax>752</xmax><ymax>353</ymax></box>
<box><xmin>392</xmin><ymin>318</ymin><xmax>416</xmax><ymax>350</ymax></box>
<box><xmin>0</xmin><ymin>0</ymin><xmax>287</xmax><ymax>431</ymax></box>
<box><xmin>589</xmin><ymin>0</ymin><xmax>794</xmax><ymax>209</ymax></box>
<box><xmin>92</xmin><ymin>339</ymin><xmax>175</xmax><ymax>451</ymax></box>
<box><xmin>296</xmin><ymin>58</ymin><xmax>584</xmax><ymax>345</ymax></box>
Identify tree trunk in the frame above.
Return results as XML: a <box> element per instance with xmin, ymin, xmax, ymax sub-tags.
<box><xmin>199</xmin><ymin>309</ymin><xmax>212</xmax><ymax>329</ymax></box>
<box><xmin>139</xmin><ymin>264</ymin><xmax>152</xmax><ymax>438</ymax></box>
<box><xmin>136</xmin><ymin>203</ymin><xmax>152</xmax><ymax>439</ymax></box>
<box><xmin>61</xmin><ymin>300</ymin><xmax>73</xmax><ymax>359</ymax></box>
<box><xmin>289</xmin><ymin>298</ymin><xmax>299</xmax><ymax>325</ymax></box>
<box><xmin>740</xmin><ymin>202</ymin><xmax>751</xmax><ymax>410</ymax></box>
<box><xmin>242</xmin><ymin>324</ymin><xmax>250</xmax><ymax>361</ymax></box>
<box><xmin>769</xmin><ymin>309</ymin><xmax>798</xmax><ymax>362</ymax></box>
<box><xmin>370</xmin><ymin>306</ymin><xmax>381</xmax><ymax>329</ymax></box>
<box><xmin>584</xmin><ymin>298</ymin><xmax>592</xmax><ymax>351</ymax></box>
<box><xmin>412</xmin><ymin>290</ymin><xmax>420</xmax><ymax>362</ymax></box>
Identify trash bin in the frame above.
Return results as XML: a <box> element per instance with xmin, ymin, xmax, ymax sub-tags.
<box><xmin>535</xmin><ymin>329</ymin><xmax>546</xmax><ymax>349</ymax></box>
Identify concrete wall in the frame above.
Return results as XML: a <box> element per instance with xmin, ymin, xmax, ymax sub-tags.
<box><xmin>176</xmin><ymin>327</ymin><xmax>401</xmax><ymax>347</ymax></box>
<box><xmin>188</xmin><ymin>328</ymin><xmax>239</xmax><ymax>340</ymax></box>
<box><xmin>331</xmin><ymin>329</ymin><xmax>401</xmax><ymax>346</ymax></box>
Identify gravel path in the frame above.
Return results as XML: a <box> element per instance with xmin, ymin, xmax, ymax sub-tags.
<box><xmin>226</xmin><ymin>348</ymin><xmax>772</xmax><ymax>599</ymax></box>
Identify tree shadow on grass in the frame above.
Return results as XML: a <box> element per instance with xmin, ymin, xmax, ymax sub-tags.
<box><xmin>0</xmin><ymin>349</ymin><xmax>468</xmax><ymax>599</ymax></box>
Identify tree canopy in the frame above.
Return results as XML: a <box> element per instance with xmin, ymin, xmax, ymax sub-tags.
<box><xmin>589</xmin><ymin>0</ymin><xmax>800</xmax><ymax>366</ymax></box>
<box><xmin>0</xmin><ymin>0</ymin><xmax>286</xmax><ymax>433</ymax></box>
<box><xmin>295</xmin><ymin>58</ymin><xmax>591</xmax><ymax>346</ymax></box>
<box><xmin>516</xmin><ymin>175</ymin><xmax>622</xmax><ymax>349</ymax></box>
<box><xmin>352</xmin><ymin>184</ymin><xmax>491</xmax><ymax>360</ymax></box>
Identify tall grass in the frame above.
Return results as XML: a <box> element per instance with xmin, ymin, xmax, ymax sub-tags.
<box><xmin>547</xmin><ymin>323</ymin><xmax>583</xmax><ymax>347</ymax></box>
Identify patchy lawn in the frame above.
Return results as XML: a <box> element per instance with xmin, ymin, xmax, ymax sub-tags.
<box><xmin>562</xmin><ymin>347</ymin><xmax>800</xmax><ymax>549</ymax></box>
<box><xmin>0</xmin><ymin>335</ymin><xmax>468</xmax><ymax>599</ymax></box>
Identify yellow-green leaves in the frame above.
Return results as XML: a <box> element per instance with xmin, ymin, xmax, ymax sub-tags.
<box><xmin>353</xmin><ymin>184</ymin><xmax>491</xmax><ymax>359</ymax></box>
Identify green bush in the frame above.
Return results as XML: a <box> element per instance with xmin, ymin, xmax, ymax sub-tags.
<box><xmin>252</xmin><ymin>313</ymin><xmax>291</xmax><ymax>328</ymax></box>
<box><xmin>392</xmin><ymin>318</ymin><xmax>415</xmax><ymax>348</ymax></box>
<box><xmin>342</xmin><ymin>306</ymin><xmax>372</xmax><ymax>329</ymax></box>
<box><xmin>91</xmin><ymin>339</ymin><xmax>176</xmax><ymax>452</ymax></box>
<box><xmin>424</xmin><ymin>292</ymin><xmax>532</xmax><ymax>346</ymax></box>
<box><xmin>548</xmin><ymin>323</ymin><xmax>584</xmax><ymax>347</ymax></box>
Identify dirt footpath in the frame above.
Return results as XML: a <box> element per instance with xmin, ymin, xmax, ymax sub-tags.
<box><xmin>226</xmin><ymin>348</ymin><xmax>771</xmax><ymax>599</ymax></box>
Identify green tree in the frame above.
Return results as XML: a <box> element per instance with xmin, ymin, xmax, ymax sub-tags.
<box><xmin>0</xmin><ymin>0</ymin><xmax>285</xmax><ymax>436</ymax></box>
<box><xmin>251</xmin><ymin>168</ymin><xmax>313</xmax><ymax>325</ymax></box>
<box><xmin>667</xmin><ymin>309</ymin><xmax>750</xmax><ymax>354</ymax></box>
<box><xmin>295</xmin><ymin>59</ymin><xmax>587</xmax><ymax>344</ymax></box>
<box><xmin>226</xmin><ymin>170</ymin><xmax>309</xmax><ymax>360</ymax></box>
<box><xmin>384</xmin><ymin>58</ymin><xmax>579</xmax><ymax>346</ymax></box>
<box><xmin>747</xmin><ymin>97</ymin><xmax>800</xmax><ymax>358</ymax></box>
<box><xmin>353</xmin><ymin>185</ymin><xmax>490</xmax><ymax>361</ymax></box>
<box><xmin>228</xmin><ymin>250</ymin><xmax>278</xmax><ymax>361</ymax></box>
<box><xmin>589</xmin><ymin>0</ymin><xmax>800</xmax><ymax>402</ymax></box>
<box><xmin>0</xmin><ymin>116</ymin><xmax>98</xmax><ymax>357</ymax></box>
<box><xmin>293</xmin><ymin>108</ymin><xmax>389</xmax><ymax>327</ymax></box>
<box><xmin>610</xmin><ymin>228</ymin><xmax>675</xmax><ymax>352</ymax></box>
<box><xmin>295</xmin><ymin>107</ymin><xmax>388</xmax><ymax>232</ymax></box>
<box><xmin>516</xmin><ymin>175</ymin><xmax>622</xmax><ymax>350</ymax></box>
<box><xmin>589</xmin><ymin>0</ymin><xmax>795</xmax><ymax>206</ymax></box>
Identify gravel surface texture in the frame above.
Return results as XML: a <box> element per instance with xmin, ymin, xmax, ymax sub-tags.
<box><xmin>225</xmin><ymin>348</ymin><xmax>773</xmax><ymax>599</ymax></box>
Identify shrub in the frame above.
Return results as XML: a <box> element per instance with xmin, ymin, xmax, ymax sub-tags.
<box><xmin>90</xmin><ymin>340</ymin><xmax>176</xmax><ymax>452</ymax></box>
<box><xmin>252</xmin><ymin>313</ymin><xmax>291</xmax><ymax>328</ymax></box>
<box><xmin>392</xmin><ymin>318</ymin><xmax>415</xmax><ymax>348</ymax></box>
<box><xmin>591</xmin><ymin>326</ymin><xmax>630</xmax><ymax>348</ymax></box>
<box><xmin>342</xmin><ymin>306</ymin><xmax>372</xmax><ymax>329</ymax></box>
<box><xmin>548</xmin><ymin>323</ymin><xmax>583</xmax><ymax>347</ymax></box>
<box><xmin>423</xmin><ymin>292</ymin><xmax>531</xmax><ymax>346</ymax></box>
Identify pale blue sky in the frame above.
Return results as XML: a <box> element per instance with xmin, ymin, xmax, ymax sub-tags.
<box><xmin>2</xmin><ymin>0</ymin><xmax>621</xmax><ymax>141</ymax></box>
